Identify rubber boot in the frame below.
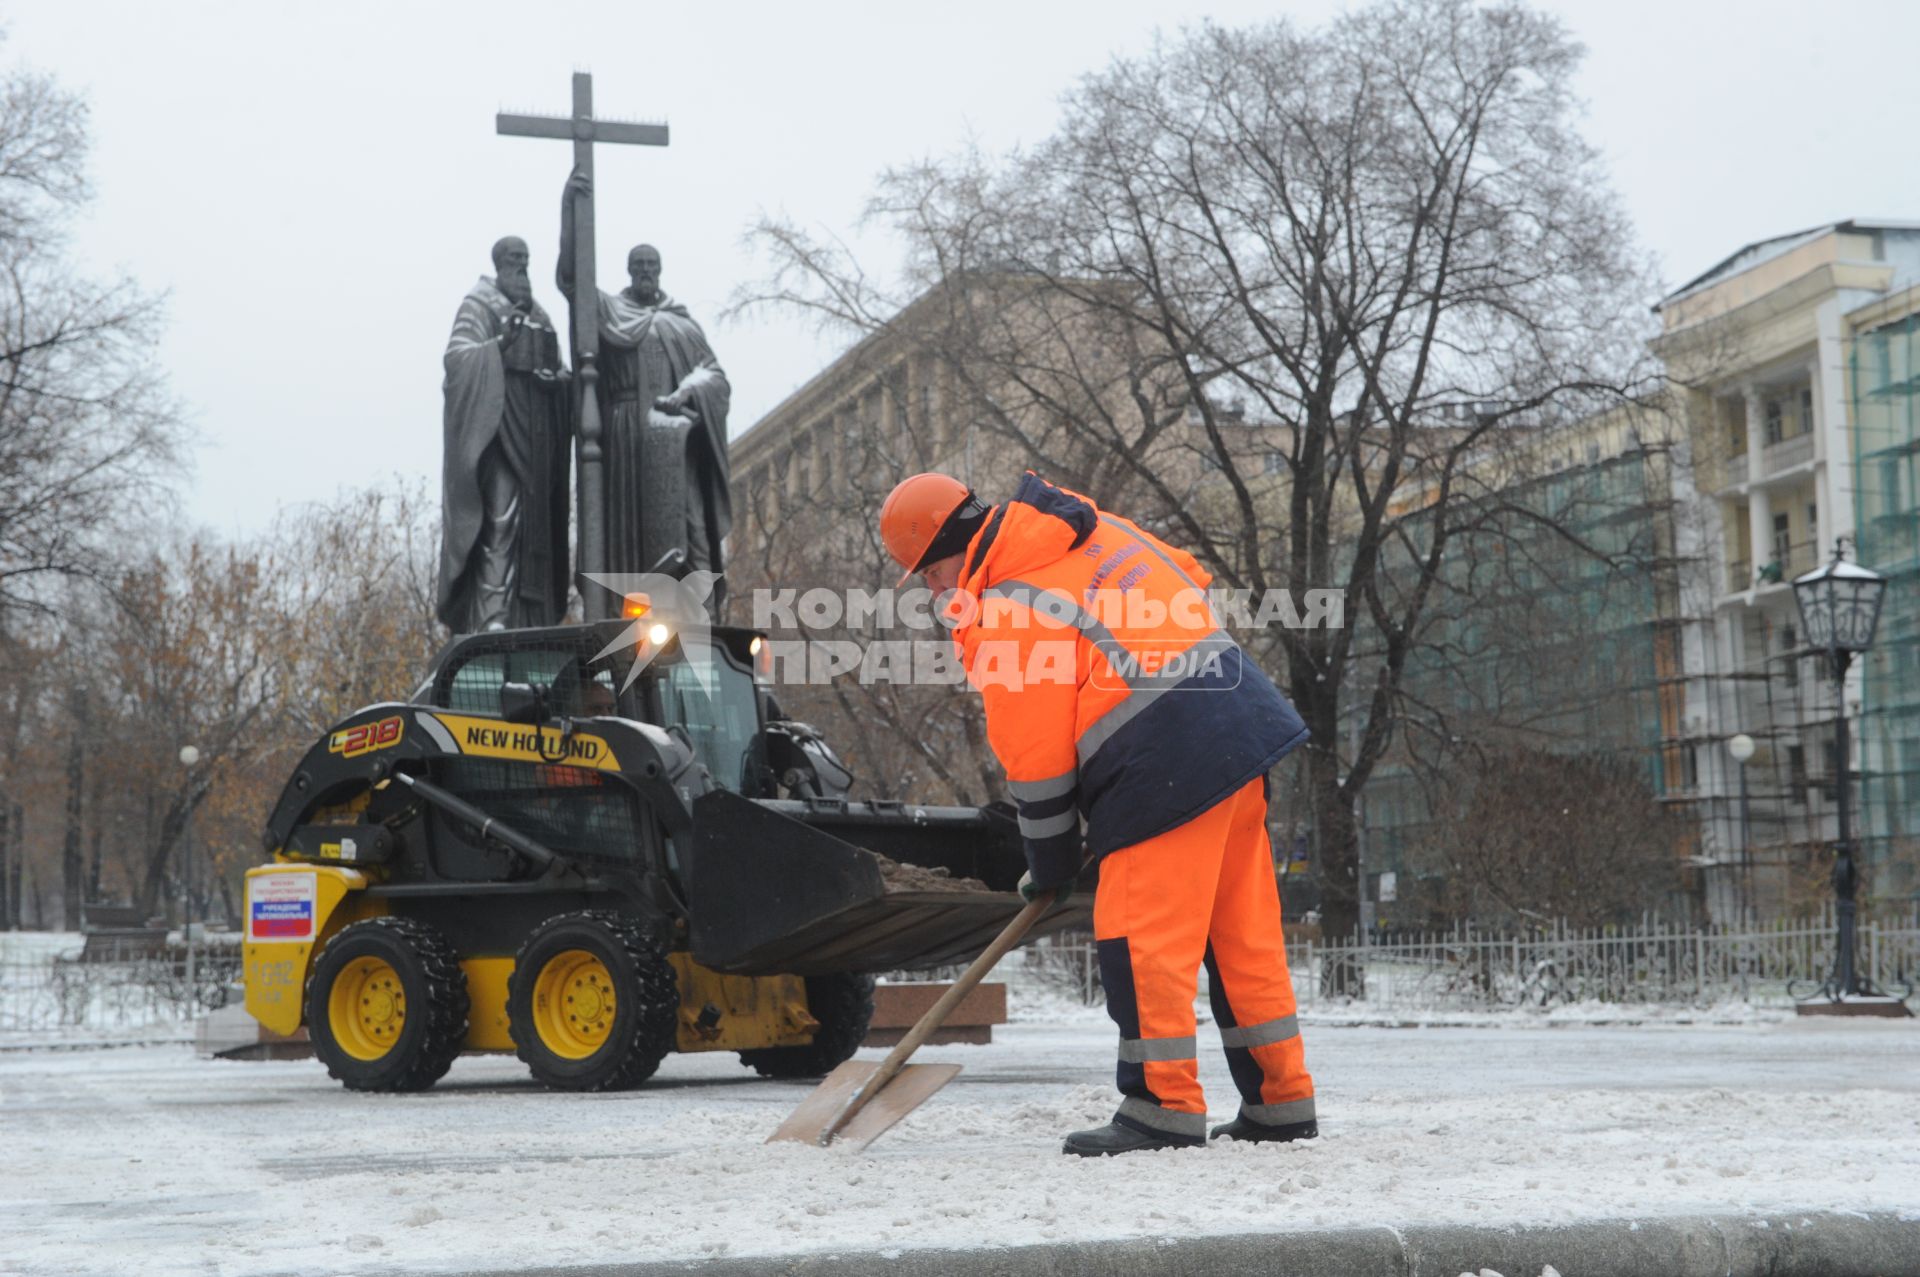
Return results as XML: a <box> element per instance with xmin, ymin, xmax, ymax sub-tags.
<box><xmin>1209</xmin><ymin>1114</ymin><xmax>1318</xmax><ymax>1144</ymax></box>
<box><xmin>1062</xmin><ymin>1120</ymin><xmax>1204</xmax><ymax>1157</ymax></box>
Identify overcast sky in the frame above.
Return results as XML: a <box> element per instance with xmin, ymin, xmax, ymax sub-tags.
<box><xmin>11</xmin><ymin>0</ymin><xmax>1920</xmax><ymax>537</ymax></box>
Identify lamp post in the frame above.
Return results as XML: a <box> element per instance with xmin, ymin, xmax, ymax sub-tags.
<box><xmin>1789</xmin><ymin>542</ymin><xmax>1906</xmax><ymax>1014</ymax></box>
<box><xmin>1728</xmin><ymin>733</ymin><xmax>1755</xmax><ymax>922</ymax></box>
<box><xmin>179</xmin><ymin>744</ymin><xmax>200</xmax><ymax>1007</ymax></box>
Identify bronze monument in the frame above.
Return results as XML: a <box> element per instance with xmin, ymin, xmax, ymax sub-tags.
<box><xmin>436</xmin><ymin>236</ymin><xmax>572</xmax><ymax>632</ymax></box>
<box><xmin>559</xmin><ymin>171</ymin><xmax>732</xmax><ymax>590</ymax></box>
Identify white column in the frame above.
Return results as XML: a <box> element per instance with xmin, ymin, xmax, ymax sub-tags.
<box><xmin>1749</xmin><ymin>486</ymin><xmax>1773</xmax><ymax>584</ymax></box>
<box><xmin>1813</xmin><ymin>298</ymin><xmax>1855</xmax><ymax>555</ymax></box>
<box><xmin>1743</xmin><ymin>384</ymin><xmax>1766</xmax><ymax>473</ymax></box>
<box><xmin>1743</xmin><ymin>386</ymin><xmax>1771</xmax><ymax>586</ymax></box>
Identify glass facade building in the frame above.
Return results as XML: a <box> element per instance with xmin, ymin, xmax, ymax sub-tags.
<box><xmin>1850</xmin><ymin>311</ymin><xmax>1920</xmax><ymax>903</ymax></box>
<box><xmin>1356</xmin><ymin>449</ymin><xmax>1683</xmax><ymax>923</ymax></box>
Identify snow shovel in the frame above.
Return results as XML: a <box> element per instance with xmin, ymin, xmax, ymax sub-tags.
<box><xmin>768</xmin><ymin>894</ymin><xmax>1053</xmax><ymax>1151</ymax></box>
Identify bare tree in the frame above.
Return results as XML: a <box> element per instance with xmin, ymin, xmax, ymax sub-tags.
<box><xmin>737</xmin><ymin>1</ymin><xmax>1658</xmax><ymax>976</ymax></box>
<box><xmin>266</xmin><ymin>479</ymin><xmax>444</xmax><ymax>737</ymax></box>
<box><xmin>0</xmin><ymin>38</ymin><xmax>182</xmax><ymax>615</ymax></box>
<box><xmin>94</xmin><ymin>541</ymin><xmax>282</xmax><ymax>918</ymax></box>
<box><xmin>0</xmin><ymin>42</ymin><xmax>182</xmax><ymax>925</ymax></box>
<box><xmin>185</xmin><ymin>481</ymin><xmax>444</xmax><ymax>919</ymax></box>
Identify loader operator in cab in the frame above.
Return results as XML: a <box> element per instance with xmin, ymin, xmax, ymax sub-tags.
<box><xmin>880</xmin><ymin>471</ymin><xmax>1317</xmax><ymax>1157</ymax></box>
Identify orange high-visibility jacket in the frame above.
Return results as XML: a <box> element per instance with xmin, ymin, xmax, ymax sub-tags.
<box><xmin>946</xmin><ymin>474</ymin><xmax>1310</xmax><ymax>888</ymax></box>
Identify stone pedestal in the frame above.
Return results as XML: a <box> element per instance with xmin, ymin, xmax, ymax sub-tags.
<box><xmin>1795</xmin><ymin>997</ymin><xmax>1913</xmax><ymax>1019</ymax></box>
<box><xmin>863</xmin><ymin>981</ymin><xmax>1007</xmax><ymax>1047</ymax></box>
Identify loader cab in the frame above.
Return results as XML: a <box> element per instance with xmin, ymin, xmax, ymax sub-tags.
<box><xmin>419</xmin><ymin>621</ymin><xmax>777</xmax><ymax>798</ymax></box>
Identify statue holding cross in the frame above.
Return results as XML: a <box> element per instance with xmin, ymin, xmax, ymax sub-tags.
<box><xmin>558</xmin><ymin>172</ymin><xmax>732</xmax><ymax>597</ymax></box>
<box><xmin>494</xmin><ymin>73</ymin><xmax>731</xmax><ymax>621</ymax></box>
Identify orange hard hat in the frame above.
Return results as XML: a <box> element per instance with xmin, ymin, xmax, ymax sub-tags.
<box><xmin>880</xmin><ymin>472</ymin><xmax>979</xmax><ymax>587</ymax></box>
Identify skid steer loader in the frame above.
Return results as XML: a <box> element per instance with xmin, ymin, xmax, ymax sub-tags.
<box><xmin>242</xmin><ymin>617</ymin><xmax>1087</xmax><ymax>1092</ymax></box>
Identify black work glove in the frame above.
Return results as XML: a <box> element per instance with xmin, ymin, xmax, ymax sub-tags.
<box><xmin>1017</xmin><ymin>870</ymin><xmax>1073</xmax><ymax>906</ymax></box>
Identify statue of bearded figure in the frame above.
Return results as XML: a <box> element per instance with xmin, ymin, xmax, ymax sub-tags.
<box><xmin>559</xmin><ymin>170</ymin><xmax>731</xmax><ymax>596</ymax></box>
<box><xmin>436</xmin><ymin>236</ymin><xmax>572</xmax><ymax>632</ymax></box>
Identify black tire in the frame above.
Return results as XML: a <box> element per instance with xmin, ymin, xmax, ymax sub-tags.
<box><xmin>737</xmin><ymin>973</ymin><xmax>876</xmax><ymax>1079</ymax></box>
<box><xmin>507</xmin><ymin>910</ymin><xmax>678</xmax><ymax>1091</ymax></box>
<box><xmin>307</xmin><ymin>916</ymin><xmax>470</xmax><ymax>1092</ymax></box>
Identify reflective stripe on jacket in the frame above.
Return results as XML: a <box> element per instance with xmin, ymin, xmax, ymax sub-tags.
<box><xmin>948</xmin><ymin>473</ymin><xmax>1310</xmax><ymax>887</ymax></box>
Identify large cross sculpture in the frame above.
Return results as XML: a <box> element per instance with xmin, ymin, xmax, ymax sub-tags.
<box><xmin>498</xmin><ymin>73</ymin><xmax>668</xmax><ymax>621</ymax></box>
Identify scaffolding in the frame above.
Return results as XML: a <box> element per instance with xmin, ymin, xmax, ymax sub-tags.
<box><xmin>1851</xmin><ymin>310</ymin><xmax>1920</xmax><ymax>905</ymax></box>
<box><xmin>1361</xmin><ymin>448</ymin><xmax>1689</xmax><ymax>915</ymax></box>
<box><xmin>1359</xmin><ymin>429</ymin><xmax>1861</xmax><ymax>925</ymax></box>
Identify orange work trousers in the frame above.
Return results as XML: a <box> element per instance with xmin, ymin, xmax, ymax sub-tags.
<box><xmin>1092</xmin><ymin>775</ymin><xmax>1315</xmax><ymax>1140</ymax></box>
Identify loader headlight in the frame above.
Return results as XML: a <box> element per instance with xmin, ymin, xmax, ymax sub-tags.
<box><xmin>646</xmin><ymin>622</ymin><xmax>671</xmax><ymax>646</ymax></box>
<box><xmin>622</xmin><ymin>593</ymin><xmax>652</xmax><ymax>619</ymax></box>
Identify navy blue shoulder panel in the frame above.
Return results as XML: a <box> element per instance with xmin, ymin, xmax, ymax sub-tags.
<box><xmin>1079</xmin><ymin>645</ymin><xmax>1310</xmax><ymax>854</ymax></box>
<box><xmin>1012</xmin><ymin>473</ymin><xmax>1096</xmax><ymax>549</ymax></box>
<box><xmin>965</xmin><ymin>504</ymin><xmax>1008</xmax><ymax>578</ymax></box>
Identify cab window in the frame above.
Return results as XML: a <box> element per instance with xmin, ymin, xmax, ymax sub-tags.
<box><xmin>655</xmin><ymin>642</ymin><xmax>761</xmax><ymax>791</ymax></box>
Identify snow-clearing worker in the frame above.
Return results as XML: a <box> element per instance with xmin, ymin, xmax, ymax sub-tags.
<box><xmin>880</xmin><ymin>471</ymin><xmax>1318</xmax><ymax>1156</ymax></box>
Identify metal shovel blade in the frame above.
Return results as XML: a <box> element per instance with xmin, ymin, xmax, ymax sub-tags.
<box><xmin>766</xmin><ymin>1059</ymin><xmax>963</xmax><ymax>1151</ymax></box>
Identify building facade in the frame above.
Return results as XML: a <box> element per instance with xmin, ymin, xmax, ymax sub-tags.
<box><xmin>1654</xmin><ymin>221</ymin><xmax>1920</xmax><ymax>918</ymax></box>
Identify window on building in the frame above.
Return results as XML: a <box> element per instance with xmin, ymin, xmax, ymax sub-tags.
<box><xmin>1788</xmin><ymin>743</ymin><xmax>1807</xmax><ymax>805</ymax></box>
<box><xmin>1807</xmin><ymin>502</ymin><xmax>1819</xmax><ymax>556</ymax></box>
<box><xmin>1799</xmin><ymin>385</ymin><xmax>1815</xmax><ymax>435</ymax></box>
<box><xmin>1682</xmin><ymin>745</ymin><xmax>1699</xmax><ymax>791</ymax></box>
<box><xmin>1781</xmin><ymin>623</ymin><xmax>1799</xmax><ymax>689</ymax></box>
<box><xmin>1772</xmin><ymin>512</ymin><xmax>1791</xmax><ymax>564</ymax></box>
<box><xmin>1725</xmin><ymin>397</ymin><xmax>1747</xmax><ymax>453</ymax></box>
<box><xmin>1263</xmin><ymin>451</ymin><xmax>1285</xmax><ymax>476</ymax></box>
<box><xmin>1765</xmin><ymin>397</ymin><xmax>1784</xmax><ymax>445</ymax></box>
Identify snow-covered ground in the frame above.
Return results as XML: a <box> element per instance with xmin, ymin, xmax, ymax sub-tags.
<box><xmin>3</xmin><ymin>1018</ymin><xmax>1917</xmax><ymax>1276</ymax></box>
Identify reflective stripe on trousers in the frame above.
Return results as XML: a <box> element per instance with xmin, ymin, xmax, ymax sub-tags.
<box><xmin>1116</xmin><ymin>1096</ymin><xmax>1207</xmax><ymax>1140</ymax></box>
<box><xmin>1094</xmin><ymin>775</ymin><xmax>1315</xmax><ymax>1124</ymax></box>
<box><xmin>1116</xmin><ymin>1033</ymin><xmax>1196</xmax><ymax>1063</ymax></box>
<box><xmin>1241</xmin><ymin>1096</ymin><xmax>1317</xmax><ymax>1126</ymax></box>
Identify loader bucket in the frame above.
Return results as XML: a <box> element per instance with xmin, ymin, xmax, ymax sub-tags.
<box><xmin>687</xmin><ymin>790</ymin><xmax>1091</xmax><ymax>976</ymax></box>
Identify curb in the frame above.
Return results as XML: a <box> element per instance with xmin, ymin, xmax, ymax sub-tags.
<box><xmin>472</xmin><ymin>1212</ymin><xmax>1920</xmax><ymax>1277</ymax></box>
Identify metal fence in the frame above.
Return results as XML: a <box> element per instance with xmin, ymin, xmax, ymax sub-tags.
<box><xmin>0</xmin><ymin>933</ymin><xmax>242</xmax><ymax>1038</ymax></box>
<box><xmin>6</xmin><ymin>912</ymin><xmax>1917</xmax><ymax>1040</ymax></box>
<box><xmin>1009</xmin><ymin>911</ymin><xmax>1920</xmax><ymax>1011</ymax></box>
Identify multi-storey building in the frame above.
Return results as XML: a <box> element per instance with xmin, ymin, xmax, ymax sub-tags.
<box><xmin>1654</xmin><ymin>221</ymin><xmax>1920</xmax><ymax>917</ymax></box>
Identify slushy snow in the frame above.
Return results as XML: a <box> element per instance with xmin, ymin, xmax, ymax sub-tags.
<box><xmin>2</xmin><ymin>1019</ymin><xmax>1916</xmax><ymax>1275</ymax></box>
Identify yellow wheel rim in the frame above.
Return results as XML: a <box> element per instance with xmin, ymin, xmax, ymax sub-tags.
<box><xmin>533</xmin><ymin>949</ymin><xmax>618</xmax><ymax>1060</ymax></box>
<box><xmin>328</xmin><ymin>956</ymin><xmax>406</xmax><ymax>1060</ymax></box>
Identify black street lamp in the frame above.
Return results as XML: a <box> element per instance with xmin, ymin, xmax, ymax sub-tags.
<box><xmin>1790</xmin><ymin>541</ymin><xmax>1907</xmax><ymax>1014</ymax></box>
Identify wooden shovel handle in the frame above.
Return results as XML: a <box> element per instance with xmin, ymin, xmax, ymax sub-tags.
<box><xmin>820</xmin><ymin>895</ymin><xmax>1052</xmax><ymax>1145</ymax></box>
